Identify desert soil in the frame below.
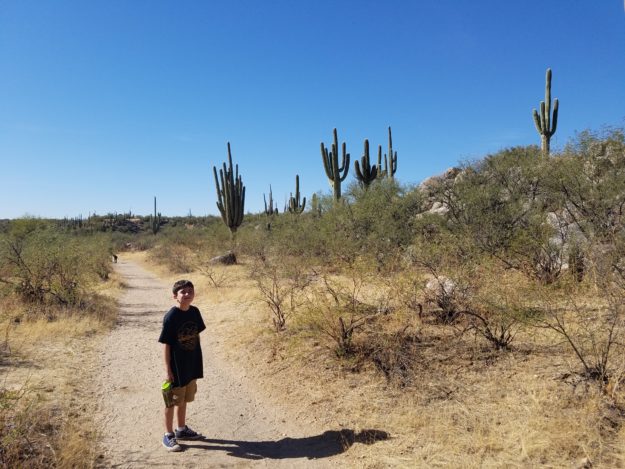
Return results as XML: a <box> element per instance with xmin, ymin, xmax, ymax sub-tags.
<box><xmin>93</xmin><ymin>258</ymin><xmax>362</xmax><ymax>468</ymax></box>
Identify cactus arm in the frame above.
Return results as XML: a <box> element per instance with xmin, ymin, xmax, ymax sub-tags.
<box><xmin>386</xmin><ymin>127</ymin><xmax>397</xmax><ymax>178</ymax></box>
<box><xmin>377</xmin><ymin>144</ymin><xmax>385</xmax><ymax>178</ymax></box>
<box><xmin>354</xmin><ymin>159</ymin><xmax>362</xmax><ymax>180</ymax></box>
<box><xmin>551</xmin><ymin>99</ymin><xmax>559</xmax><ymax>136</ymax></box>
<box><xmin>532</xmin><ymin>108</ymin><xmax>542</xmax><ymax>133</ymax></box>
<box><xmin>213</xmin><ymin>166</ymin><xmax>225</xmax><ymax>216</ymax></box>
<box><xmin>339</xmin><ymin>142</ymin><xmax>350</xmax><ymax>182</ymax></box>
<box><xmin>540</xmin><ymin>101</ymin><xmax>547</xmax><ymax>132</ymax></box>
<box><xmin>321</xmin><ymin>143</ymin><xmax>334</xmax><ymax>180</ymax></box>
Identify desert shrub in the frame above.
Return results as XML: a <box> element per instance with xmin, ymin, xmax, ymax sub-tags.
<box><xmin>405</xmin><ymin>231</ymin><xmax>530</xmax><ymax>350</ymax></box>
<box><xmin>0</xmin><ymin>385</ymin><xmax>56</xmax><ymax>467</ymax></box>
<box><xmin>358</xmin><ymin>322</ymin><xmax>422</xmax><ymax>386</ymax></box>
<box><xmin>235</xmin><ymin>216</ymin><xmax>271</xmax><ymax>261</ymax></box>
<box><xmin>343</xmin><ymin>179</ymin><xmax>424</xmax><ymax>269</ymax></box>
<box><xmin>550</xmin><ymin>128</ymin><xmax>625</xmax><ymax>242</ymax></box>
<box><xmin>535</xmin><ymin>237</ymin><xmax>625</xmax><ymax>385</ymax></box>
<box><xmin>252</xmin><ymin>199</ymin><xmax>338</xmax><ymax>264</ymax></box>
<box><xmin>148</xmin><ymin>243</ymin><xmax>195</xmax><ymax>273</ymax></box>
<box><xmin>0</xmin><ymin>219</ymin><xmax>113</xmax><ymax>307</ymax></box>
<box><xmin>251</xmin><ymin>256</ymin><xmax>314</xmax><ymax>331</ymax></box>
<box><xmin>194</xmin><ymin>257</ymin><xmax>231</xmax><ymax>287</ymax></box>
<box><xmin>432</xmin><ymin>145</ymin><xmax>575</xmax><ymax>285</ymax></box>
<box><xmin>301</xmin><ymin>266</ymin><xmax>383</xmax><ymax>356</ymax></box>
<box><xmin>146</xmin><ymin>220</ymin><xmax>232</xmax><ymax>271</ymax></box>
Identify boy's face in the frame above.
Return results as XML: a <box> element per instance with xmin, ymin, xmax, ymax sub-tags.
<box><xmin>174</xmin><ymin>286</ymin><xmax>195</xmax><ymax>309</ymax></box>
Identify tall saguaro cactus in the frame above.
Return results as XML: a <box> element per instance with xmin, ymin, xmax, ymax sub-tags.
<box><xmin>151</xmin><ymin>196</ymin><xmax>161</xmax><ymax>234</ymax></box>
<box><xmin>263</xmin><ymin>185</ymin><xmax>278</xmax><ymax>216</ymax></box>
<box><xmin>288</xmin><ymin>174</ymin><xmax>306</xmax><ymax>214</ymax></box>
<box><xmin>533</xmin><ymin>68</ymin><xmax>559</xmax><ymax>156</ymax></box>
<box><xmin>354</xmin><ymin>139</ymin><xmax>378</xmax><ymax>188</ymax></box>
<box><xmin>321</xmin><ymin>128</ymin><xmax>350</xmax><ymax>201</ymax></box>
<box><xmin>380</xmin><ymin>126</ymin><xmax>398</xmax><ymax>179</ymax></box>
<box><xmin>213</xmin><ymin>142</ymin><xmax>246</xmax><ymax>236</ymax></box>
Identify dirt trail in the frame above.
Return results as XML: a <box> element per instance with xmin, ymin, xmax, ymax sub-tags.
<box><xmin>93</xmin><ymin>259</ymin><xmax>352</xmax><ymax>468</ymax></box>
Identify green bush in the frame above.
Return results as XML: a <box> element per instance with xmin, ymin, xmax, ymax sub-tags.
<box><xmin>0</xmin><ymin>220</ymin><xmax>112</xmax><ymax>307</ymax></box>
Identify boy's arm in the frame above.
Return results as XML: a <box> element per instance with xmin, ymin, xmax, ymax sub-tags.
<box><xmin>163</xmin><ymin>343</ymin><xmax>174</xmax><ymax>383</ymax></box>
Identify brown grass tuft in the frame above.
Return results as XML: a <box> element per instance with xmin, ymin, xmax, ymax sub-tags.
<box><xmin>0</xmin><ymin>271</ymin><xmax>121</xmax><ymax>468</ymax></box>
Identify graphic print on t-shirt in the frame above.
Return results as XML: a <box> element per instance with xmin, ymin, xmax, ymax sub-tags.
<box><xmin>177</xmin><ymin>321</ymin><xmax>200</xmax><ymax>351</ymax></box>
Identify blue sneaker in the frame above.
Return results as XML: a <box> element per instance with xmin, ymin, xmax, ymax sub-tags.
<box><xmin>175</xmin><ymin>425</ymin><xmax>202</xmax><ymax>440</ymax></box>
<box><xmin>162</xmin><ymin>433</ymin><xmax>181</xmax><ymax>452</ymax></box>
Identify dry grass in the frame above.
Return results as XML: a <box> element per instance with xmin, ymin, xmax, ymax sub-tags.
<box><xmin>0</xmin><ymin>272</ymin><xmax>121</xmax><ymax>468</ymax></box>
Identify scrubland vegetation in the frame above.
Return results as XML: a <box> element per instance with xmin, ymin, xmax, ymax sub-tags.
<box><xmin>2</xmin><ymin>126</ymin><xmax>625</xmax><ymax>467</ymax></box>
<box><xmin>150</xmin><ymin>127</ymin><xmax>625</xmax><ymax>466</ymax></box>
<box><xmin>0</xmin><ymin>219</ymin><xmax>119</xmax><ymax>468</ymax></box>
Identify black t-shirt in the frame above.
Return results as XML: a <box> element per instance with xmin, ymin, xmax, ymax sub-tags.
<box><xmin>158</xmin><ymin>305</ymin><xmax>206</xmax><ymax>388</ymax></box>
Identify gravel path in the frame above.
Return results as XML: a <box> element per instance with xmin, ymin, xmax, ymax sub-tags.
<box><xmin>92</xmin><ymin>259</ymin><xmax>349</xmax><ymax>468</ymax></box>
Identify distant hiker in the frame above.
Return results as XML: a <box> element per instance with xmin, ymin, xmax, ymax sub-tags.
<box><xmin>112</xmin><ymin>254</ymin><xmax>118</xmax><ymax>263</ymax></box>
<box><xmin>158</xmin><ymin>280</ymin><xmax>206</xmax><ymax>451</ymax></box>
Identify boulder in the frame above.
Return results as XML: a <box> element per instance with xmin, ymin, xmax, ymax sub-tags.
<box><xmin>209</xmin><ymin>251</ymin><xmax>237</xmax><ymax>265</ymax></box>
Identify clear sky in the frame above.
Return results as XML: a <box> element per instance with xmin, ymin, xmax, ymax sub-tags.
<box><xmin>1</xmin><ymin>1</ymin><xmax>625</xmax><ymax>219</ymax></box>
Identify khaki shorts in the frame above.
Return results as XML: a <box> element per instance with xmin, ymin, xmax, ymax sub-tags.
<box><xmin>172</xmin><ymin>380</ymin><xmax>197</xmax><ymax>405</ymax></box>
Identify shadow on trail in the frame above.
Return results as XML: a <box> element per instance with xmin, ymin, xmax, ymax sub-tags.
<box><xmin>184</xmin><ymin>429</ymin><xmax>390</xmax><ymax>460</ymax></box>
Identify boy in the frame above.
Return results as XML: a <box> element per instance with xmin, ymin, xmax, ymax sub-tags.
<box><xmin>158</xmin><ymin>279</ymin><xmax>206</xmax><ymax>451</ymax></box>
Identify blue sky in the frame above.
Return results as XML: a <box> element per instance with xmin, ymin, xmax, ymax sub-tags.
<box><xmin>1</xmin><ymin>1</ymin><xmax>625</xmax><ymax>219</ymax></box>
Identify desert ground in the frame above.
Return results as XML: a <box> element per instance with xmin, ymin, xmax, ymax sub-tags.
<box><xmin>92</xmin><ymin>256</ymin><xmax>390</xmax><ymax>468</ymax></box>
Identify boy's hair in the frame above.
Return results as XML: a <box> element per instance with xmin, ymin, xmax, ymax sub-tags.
<box><xmin>172</xmin><ymin>279</ymin><xmax>194</xmax><ymax>295</ymax></box>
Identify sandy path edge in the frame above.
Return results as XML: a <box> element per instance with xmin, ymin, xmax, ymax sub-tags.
<box><xmin>91</xmin><ymin>259</ymin><xmax>350</xmax><ymax>468</ymax></box>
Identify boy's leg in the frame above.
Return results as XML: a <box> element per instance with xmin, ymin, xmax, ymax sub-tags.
<box><xmin>162</xmin><ymin>405</ymin><xmax>181</xmax><ymax>451</ymax></box>
<box><xmin>175</xmin><ymin>400</ymin><xmax>187</xmax><ymax>429</ymax></box>
<box><xmin>173</xmin><ymin>380</ymin><xmax>196</xmax><ymax>428</ymax></box>
<box><xmin>164</xmin><ymin>405</ymin><xmax>175</xmax><ymax>434</ymax></box>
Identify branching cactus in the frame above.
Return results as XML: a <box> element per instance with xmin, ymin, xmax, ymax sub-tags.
<box><xmin>354</xmin><ymin>139</ymin><xmax>378</xmax><ymax>188</ymax></box>
<box><xmin>264</xmin><ymin>185</ymin><xmax>278</xmax><ymax>216</ymax></box>
<box><xmin>288</xmin><ymin>174</ymin><xmax>306</xmax><ymax>214</ymax></box>
<box><xmin>311</xmin><ymin>193</ymin><xmax>322</xmax><ymax>216</ymax></box>
<box><xmin>381</xmin><ymin>126</ymin><xmax>398</xmax><ymax>179</ymax></box>
<box><xmin>321</xmin><ymin>128</ymin><xmax>350</xmax><ymax>201</ymax></box>
<box><xmin>533</xmin><ymin>68</ymin><xmax>559</xmax><ymax>156</ymax></box>
<box><xmin>213</xmin><ymin>142</ymin><xmax>246</xmax><ymax>236</ymax></box>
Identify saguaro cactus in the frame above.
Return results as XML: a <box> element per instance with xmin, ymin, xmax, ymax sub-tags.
<box><xmin>288</xmin><ymin>174</ymin><xmax>306</xmax><ymax>214</ymax></box>
<box><xmin>321</xmin><ymin>128</ymin><xmax>350</xmax><ymax>201</ymax></box>
<box><xmin>213</xmin><ymin>142</ymin><xmax>246</xmax><ymax>236</ymax></box>
<box><xmin>151</xmin><ymin>196</ymin><xmax>161</xmax><ymax>234</ymax></box>
<box><xmin>311</xmin><ymin>193</ymin><xmax>322</xmax><ymax>216</ymax></box>
<box><xmin>354</xmin><ymin>139</ymin><xmax>378</xmax><ymax>188</ymax></box>
<box><xmin>533</xmin><ymin>68</ymin><xmax>559</xmax><ymax>156</ymax></box>
<box><xmin>379</xmin><ymin>126</ymin><xmax>398</xmax><ymax>179</ymax></box>
<box><xmin>264</xmin><ymin>185</ymin><xmax>278</xmax><ymax>216</ymax></box>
